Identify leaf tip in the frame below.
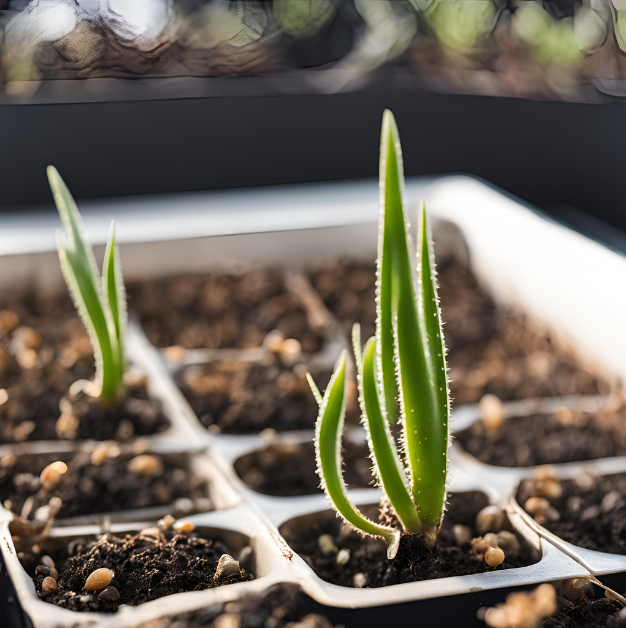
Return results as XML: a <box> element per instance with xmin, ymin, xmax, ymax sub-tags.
<box><xmin>336</xmin><ymin>347</ymin><xmax>348</xmax><ymax>371</ymax></box>
<box><xmin>382</xmin><ymin>108</ymin><xmax>395</xmax><ymax>127</ymax></box>
<box><xmin>306</xmin><ymin>372</ymin><xmax>323</xmax><ymax>406</ymax></box>
<box><xmin>46</xmin><ymin>165</ymin><xmax>59</xmax><ymax>181</ymax></box>
<box><xmin>382</xmin><ymin>109</ymin><xmax>399</xmax><ymax>141</ymax></box>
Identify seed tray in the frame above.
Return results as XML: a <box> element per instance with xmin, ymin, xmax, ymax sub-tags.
<box><xmin>510</xmin><ymin>463</ymin><xmax>626</xmax><ymax>578</ymax></box>
<box><xmin>1</xmin><ymin>176</ymin><xmax>626</xmax><ymax>625</ymax></box>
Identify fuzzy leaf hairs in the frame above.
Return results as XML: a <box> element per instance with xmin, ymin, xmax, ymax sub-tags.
<box><xmin>309</xmin><ymin>111</ymin><xmax>450</xmax><ymax>557</ymax></box>
<box><xmin>49</xmin><ymin>166</ymin><xmax>127</xmax><ymax>403</ymax></box>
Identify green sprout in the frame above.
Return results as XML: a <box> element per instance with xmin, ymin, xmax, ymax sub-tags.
<box><xmin>48</xmin><ymin>166</ymin><xmax>127</xmax><ymax>404</ymax></box>
<box><xmin>309</xmin><ymin>110</ymin><xmax>450</xmax><ymax>558</ymax></box>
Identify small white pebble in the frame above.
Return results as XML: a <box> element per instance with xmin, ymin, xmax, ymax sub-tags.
<box><xmin>479</xmin><ymin>394</ymin><xmax>503</xmax><ymax>433</ymax></box>
<box><xmin>453</xmin><ymin>524</ymin><xmax>472</xmax><ymax>547</ymax></box>
<box><xmin>318</xmin><ymin>534</ymin><xmax>338</xmax><ymax>556</ymax></box>
<box><xmin>336</xmin><ymin>549</ymin><xmax>350</xmax><ymax>565</ymax></box>
<box><xmin>214</xmin><ymin>555</ymin><xmax>240</xmax><ymax>580</ymax></box>
<box><xmin>602</xmin><ymin>490</ymin><xmax>621</xmax><ymax>513</ymax></box>
<box><xmin>475</xmin><ymin>505</ymin><xmax>505</xmax><ymax>534</ymax></box>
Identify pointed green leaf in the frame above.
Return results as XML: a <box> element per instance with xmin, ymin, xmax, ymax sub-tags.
<box><xmin>306</xmin><ymin>373</ymin><xmax>323</xmax><ymax>406</ymax></box>
<box><xmin>48</xmin><ymin>166</ymin><xmax>103</xmax><ymax>291</ymax></box>
<box><xmin>102</xmin><ymin>220</ymin><xmax>127</xmax><ymax>390</ymax></box>
<box><xmin>49</xmin><ymin>166</ymin><xmax>122</xmax><ymax>401</ymax></box>
<box><xmin>376</xmin><ymin>110</ymin><xmax>406</xmax><ymax>423</ymax></box>
<box><xmin>378</xmin><ymin>112</ymin><xmax>449</xmax><ymax>528</ymax></box>
<box><xmin>315</xmin><ymin>350</ymin><xmax>400</xmax><ymax>558</ymax></box>
<box><xmin>409</xmin><ymin>203</ymin><xmax>450</xmax><ymax>525</ymax></box>
<box><xmin>391</xmin><ymin>203</ymin><xmax>448</xmax><ymax>528</ymax></box>
<box><xmin>56</xmin><ymin>231</ymin><xmax>106</xmax><ymax>388</ymax></box>
<box><xmin>354</xmin><ymin>327</ymin><xmax>421</xmax><ymax>533</ymax></box>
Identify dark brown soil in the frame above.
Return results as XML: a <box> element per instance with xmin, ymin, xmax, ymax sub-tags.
<box><xmin>65</xmin><ymin>384</ymin><xmax>170</xmax><ymax>441</ymax></box>
<box><xmin>449</xmin><ymin>305</ymin><xmax>604</xmax><ymax>405</ymax></box>
<box><xmin>457</xmin><ymin>402</ymin><xmax>626</xmax><ymax>467</ymax></box>
<box><xmin>0</xmin><ymin>451</ymin><xmax>210</xmax><ymax>520</ymax></box>
<box><xmin>0</xmin><ymin>293</ymin><xmax>94</xmax><ymax>443</ymax></box>
<box><xmin>287</xmin><ymin>492</ymin><xmax>536</xmax><ymax>588</ymax></box>
<box><xmin>0</xmin><ymin>292</ymin><xmax>169</xmax><ymax>443</ymax></box>
<box><xmin>20</xmin><ymin>527</ymin><xmax>252</xmax><ymax>612</ymax></box>
<box><xmin>128</xmin><ymin>269</ymin><xmax>324</xmax><ymax>352</ymax></box>
<box><xmin>309</xmin><ymin>259</ymin><xmax>379</xmax><ymax>341</ymax></box>
<box><xmin>235</xmin><ymin>440</ymin><xmax>372</xmax><ymax>496</ymax></box>
<box><xmin>543</xmin><ymin>598</ymin><xmax>625</xmax><ymax>627</ymax></box>
<box><xmin>309</xmin><ymin>258</ymin><xmax>606</xmax><ymax>405</ymax></box>
<box><xmin>151</xmin><ymin>584</ymin><xmax>336</xmax><ymax>628</ymax></box>
<box><xmin>1</xmin><ymin>381</ymin><xmax>169</xmax><ymax>444</ymax></box>
<box><xmin>0</xmin><ymin>291</ymin><xmax>94</xmax><ymax>392</ymax></box>
<box><xmin>178</xmin><ymin>357</ymin><xmax>357</xmax><ymax>434</ymax></box>
<box><xmin>519</xmin><ymin>472</ymin><xmax>626</xmax><ymax>555</ymax></box>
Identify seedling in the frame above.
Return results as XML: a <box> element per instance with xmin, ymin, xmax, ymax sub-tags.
<box><xmin>48</xmin><ymin>166</ymin><xmax>127</xmax><ymax>403</ymax></box>
<box><xmin>309</xmin><ymin>110</ymin><xmax>450</xmax><ymax>558</ymax></box>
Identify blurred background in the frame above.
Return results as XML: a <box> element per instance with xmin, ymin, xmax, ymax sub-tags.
<box><xmin>1</xmin><ymin>0</ymin><xmax>626</xmax><ymax>241</ymax></box>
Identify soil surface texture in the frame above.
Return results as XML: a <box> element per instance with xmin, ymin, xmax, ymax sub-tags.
<box><xmin>309</xmin><ymin>258</ymin><xmax>606</xmax><ymax>405</ymax></box>
<box><xmin>129</xmin><ymin>269</ymin><xmax>324</xmax><ymax>352</ymax></box>
<box><xmin>235</xmin><ymin>440</ymin><xmax>372</xmax><ymax>496</ymax></box>
<box><xmin>0</xmin><ymin>451</ymin><xmax>210</xmax><ymax>520</ymax></box>
<box><xmin>60</xmin><ymin>383</ymin><xmax>170</xmax><ymax>442</ymax></box>
<box><xmin>288</xmin><ymin>492</ymin><xmax>536</xmax><ymax>587</ymax></box>
<box><xmin>543</xmin><ymin>598</ymin><xmax>625</xmax><ymax>627</ymax></box>
<box><xmin>457</xmin><ymin>401</ymin><xmax>626</xmax><ymax>467</ymax></box>
<box><xmin>0</xmin><ymin>292</ymin><xmax>93</xmax><ymax>390</ymax></box>
<box><xmin>143</xmin><ymin>584</ymin><xmax>336</xmax><ymax>628</ymax></box>
<box><xmin>519</xmin><ymin>472</ymin><xmax>626</xmax><ymax>555</ymax></box>
<box><xmin>179</xmin><ymin>357</ymin><xmax>357</xmax><ymax>434</ymax></box>
<box><xmin>3</xmin><ymin>381</ymin><xmax>169</xmax><ymax>443</ymax></box>
<box><xmin>0</xmin><ymin>291</ymin><xmax>169</xmax><ymax>442</ymax></box>
<box><xmin>0</xmin><ymin>292</ymin><xmax>95</xmax><ymax>443</ymax></box>
<box><xmin>21</xmin><ymin>527</ymin><xmax>252</xmax><ymax>612</ymax></box>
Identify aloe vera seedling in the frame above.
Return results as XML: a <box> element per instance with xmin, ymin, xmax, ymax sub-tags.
<box><xmin>49</xmin><ymin>166</ymin><xmax>127</xmax><ymax>403</ymax></box>
<box><xmin>309</xmin><ymin>110</ymin><xmax>450</xmax><ymax>558</ymax></box>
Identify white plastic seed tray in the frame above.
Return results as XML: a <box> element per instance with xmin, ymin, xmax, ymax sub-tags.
<box><xmin>1</xmin><ymin>175</ymin><xmax>625</xmax><ymax>626</ymax></box>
